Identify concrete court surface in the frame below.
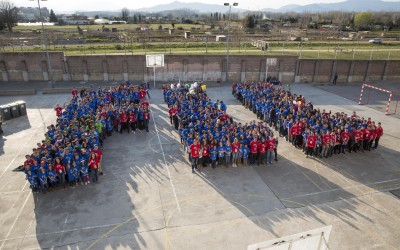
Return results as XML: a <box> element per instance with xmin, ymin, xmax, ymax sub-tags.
<box><xmin>0</xmin><ymin>83</ymin><xmax>400</xmax><ymax>250</ymax></box>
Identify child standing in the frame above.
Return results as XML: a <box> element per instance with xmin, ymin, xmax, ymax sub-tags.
<box><xmin>47</xmin><ymin>164</ymin><xmax>58</xmax><ymax>191</ymax></box>
<box><xmin>217</xmin><ymin>142</ymin><xmax>225</xmax><ymax>166</ymax></box>
<box><xmin>66</xmin><ymin>164</ymin><xmax>75</xmax><ymax>187</ymax></box>
<box><xmin>38</xmin><ymin>168</ymin><xmax>49</xmax><ymax>194</ymax></box>
<box><xmin>26</xmin><ymin>169</ymin><xmax>39</xmax><ymax>193</ymax></box>
<box><xmin>238</xmin><ymin>143</ymin><xmax>244</xmax><ymax>166</ymax></box>
<box><xmin>72</xmin><ymin>161</ymin><xmax>81</xmax><ymax>185</ymax></box>
<box><xmin>225</xmin><ymin>141</ymin><xmax>232</xmax><ymax>167</ymax></box>
<box><xmin>210</xmin><ymin>144</ymin><xmax>218</xmax><ymax>168</ymax></box>
<box><xmin>242</xmin><ymin>144</ymin><xmax>250</xmax><ymax>166</ymax></box>
<box><xmin>80</xmin><ymin>160</ymin><xmax>90</xmax><ymax>185</ymax></box>
<box><xmin>88</xmin><ymin>152</ymin><xmax>99</xmax><ymax>183</ymax></box>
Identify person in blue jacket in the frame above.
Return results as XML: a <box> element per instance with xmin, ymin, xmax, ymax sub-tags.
<box><xmin>47</xmin><ymin>164</ymin><xmax>58</xmax><ymax>190</ymax></box>
<box><xmin>38</xmin><ymin>168</ymin><xmax>49</xmax><ymax>193</ymax></box>
<box><xmin>26</xmin><ymin>169</ymin><xmax>39</xmax><ymax>193</ymax></box>
<box><xmin>217</xmin><ymin>141</ymin><xmax>225</xmax><ymax>166</ymax></box>
<box><xmin>242</xmin><ymin>144</ymin><xmax>250</xmax><ymax>166</ymax></box>
<box><xmin>210</xmin><ymin>144</ymin><xmax>218</xmax><ymax>168</ymax></box>
<box><xmin>66</xmin><ymin>164</ymin><xmax>75</xmax><ymax>187</ymax></box>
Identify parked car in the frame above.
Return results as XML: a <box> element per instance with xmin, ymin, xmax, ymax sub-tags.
<box><xmin>369</xmin><ymin>38</ymin><xmax>383</xmax><ymax>44</ymax></box>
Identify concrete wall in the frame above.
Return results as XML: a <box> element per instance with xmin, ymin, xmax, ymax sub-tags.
<box><xmin>1</xmin><ymin>52</ymin><xmax>399</xmax><ymax>84</ymax></box>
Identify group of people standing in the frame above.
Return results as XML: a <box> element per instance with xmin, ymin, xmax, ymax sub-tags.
<box><xmin>164</xmin><ymin>83</ymin><xmax>279</xmax><ymax>173</ymax></box>
<box><xmin>233</xmin><ymin>81</ymin><xmax>383</xmax><ymax>159</ymax></box>
<box><xmin>24</xmin><ymin>82</ymin><xmax>151</xmax><ymax>194</ymax></box>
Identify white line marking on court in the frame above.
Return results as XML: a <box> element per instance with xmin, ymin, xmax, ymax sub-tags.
<box><xmin>152</xmin><ymin>113</ymin><xmax>181</xmax><ymax>214</ymax></box>
<box><xmin>282</xmin><ymin>177</ymin><xmax>400</xmax><ymax>200</ymax></box>
<box><xmin>0</xmin><ymin>100</ymin><xmax>61</xmax><ymax>180</ymax></box>
<box><xmin>0</xmin><ymin>216</ymin><xmax>166</xmax><ymax>243</ymax></box>
<box><xmin>0</xmin><ymin>192</ymin><xmax>31</xmax><ymax>250</ymax></box>
<box><xmin>64</xmin><ymin>213</ymin><xmax>69</xmax><ymax>224</ymax></box>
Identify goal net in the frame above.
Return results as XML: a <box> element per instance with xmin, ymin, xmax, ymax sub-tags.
<box><xmin>358</xmin><ymin>84</ymin><xmax>399</xmax><ymax>115</ymax></box>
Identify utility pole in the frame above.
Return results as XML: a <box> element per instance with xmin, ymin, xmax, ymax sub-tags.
<box><xmin>224</xmin><ymin>2</ymin><xmax>238</xmax><ymax>82</ymax></box>
<box><xmin>30</xmin><ymin>0</ymin><xmax>54</xmax><ymax>87</ymax></box>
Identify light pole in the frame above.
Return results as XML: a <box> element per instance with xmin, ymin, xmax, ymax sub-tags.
<box><xmin>224</xmin><ymin>2</ymin><xmax>238</xmax><ymax>82</ymax></box>
<box><xmin>30</xmin><ymin>0</ymin><xmax>53</xmax><ymax>87</ymax></box>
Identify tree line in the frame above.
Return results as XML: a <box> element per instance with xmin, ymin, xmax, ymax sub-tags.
<box><xmin>2</xmin><ymin>0</ymin><xmax>400</xmax><ymax>32</ymax></box>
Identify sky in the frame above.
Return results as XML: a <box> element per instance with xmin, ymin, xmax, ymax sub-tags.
<box><xmin>13</xmin><ymin>0</ymin><xmax>400</xmax><ymax>12</ymax></box>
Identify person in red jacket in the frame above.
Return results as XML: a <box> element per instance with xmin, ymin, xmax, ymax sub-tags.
<box><xmin>119</xmin><ymin>110</ymin><xmax>128</xmax><ymax>134</ymax></box>
<box><xmin>92</xmin><ymin>145</ymin><xmax>103</xmax><ymax>175</ymax></box>
<box><xmin>322</xmin><ymin>130</ymin><xmax>331</xmax><ymax>158</ymax></box>
<box><xmin>53</xmin><ymin>157</ymin><xmax>66</xmax><ymax>189</ymax></box>
<box><xmin>266</xmin><ymin>136</ymin><xmax>275</xmax><ymax>164</ymax></box>
<box><xmin>249</xmin><ymin>137</ymin><xmax>259</xmax><ymax>165</ymax></box>
<box><xmin>231</xmin><ymin>138</ymin><xmax>240</xmax><ymax>167</ymax></box>
<box><xmin>334</xmin><ymin>129</ymin><xmax>342</xmax><ymax>154</ymax></box>
<box><xmin>201</xmin><ymin>140</ymin><xmax>210</xmax><ymax>167</ymax></box>
<box><xmin>128</xmin><ymin>110</ymin><xmax>137</xmax><ymax>133</ymax></box>
<box><xmin>355</xmin><ymin>127</ymin><xmax>364</xmax><ymax>152</ymax></box>
<box><xmin>374</xmin><ymin>122</ymin><xmax>383</xmax><ymax>149</ymax></box>
<box><xmin>190</xmin><ymin>138</ymin><xmax>201</xmax><ymax>173</ymax></box>
<box><xmin>168</xmin><ymin>107</ymin><xmax>174</xmax><ymax>125</ymax></box>
<box><xmin>306</xmin><ymin>131</ymin><xmax>316</xmax><ymax>158</ymax></box>
<box><xmin>258</xmin><ymin>137</ymin><xmax>267</xmax><ymax>165</ymax></box>
<box><xmin>363</xmin><ymin>126</ymin><xmax>371</xmax><ymax>151</ymax></box>
<box><xmin>341</xmin><ymin>128</ymin><xmax>350</xmax><ymax>154</ymax></box>
<box><xmin>295</xmin><ymin>121</ymin><xmax>302</xmax><ymax>148</ymax></box>
<box><xmin>170</xmin><ymin>105</ymin><xmax>179</xmax><ymax>130</ymax></box>
<box><xmin>88</xmin><ymin>152</ymin><xmax>99</xmax><ymax>183</ymax></box>
<box><xmin>54</xmin><ymin>104</ymin><xmax>63</xmax><ymax>117</ymax></box>
<box><xmin>71</xmin><ymin>87</ymin><xmax>78</xmax><ymax>98</ymax></box>
<box><xmin>366</xmin><ymin>125</ymin><xmax>375</xmax><ymax>151</ymax></box>
<box><xmin>143</xmin><ymin>107</ymin><xmax>151</xmax><ymax>132</ymax></box>
<box><xmin>138</xmin><ymin>88</ymin><xmax>147</xmax><ymax>100</ymax></box>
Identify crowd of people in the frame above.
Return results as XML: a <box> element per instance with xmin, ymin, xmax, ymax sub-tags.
<box><xmin>164</xmin><ymin>82</ymin><xmax>279</xmax><ymax>173</ymax></box>
<box><xmin>232</xmin><ymin>81</ymin><xmax>383</xmax><ymax>159</ymax></box>
<box><xmin>23</xmin><ymin>82</ymin><xmax>151</xmax><ymax>194</ymax></box>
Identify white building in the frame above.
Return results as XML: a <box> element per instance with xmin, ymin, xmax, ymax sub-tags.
<box><xmin>60</xmin><ymin>15</ymin><xmax>90</xmax><ymax>25</ymax></box>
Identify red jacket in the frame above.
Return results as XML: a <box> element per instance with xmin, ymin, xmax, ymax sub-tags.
<box><xmin>250</xmin><ymin>141</ymin><xmax>259</xmax><ymax>154</ymax></box>
<box><xmin>190</xmin><ymin>144</ymin><xmax>200</xmax><ymax>158</ymax></box>
<box><xmin>307</xmin><ymin>135</ymin><xmax>316</xmax><ymax>148</ymax></box>
<box><xmin>266</xmin><ymin>140</ymin><xmax>275</xmax><ymax>151</ymax></box>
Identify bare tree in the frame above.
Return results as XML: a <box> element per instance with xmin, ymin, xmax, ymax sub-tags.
<box><xmin>0</xmin><ymin>0</ymin><xmax>18</xmax><ymax>32</ymax></box>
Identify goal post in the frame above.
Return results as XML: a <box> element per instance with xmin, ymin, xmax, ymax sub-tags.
<box><xmin>358</xmin><ymin>83</ymin><xmax>394</xmax><ymax>115</ymax></box>
<box><xmin>248</xmin><ymin>225</ymin><xmax>332</xmax><ymax>250</ymax></box>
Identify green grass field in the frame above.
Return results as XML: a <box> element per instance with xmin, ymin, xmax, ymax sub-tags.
<box><xmin>4</xmin><ymin>41</ymin><xmax>400</xmax><ymax>60</ymax></box>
